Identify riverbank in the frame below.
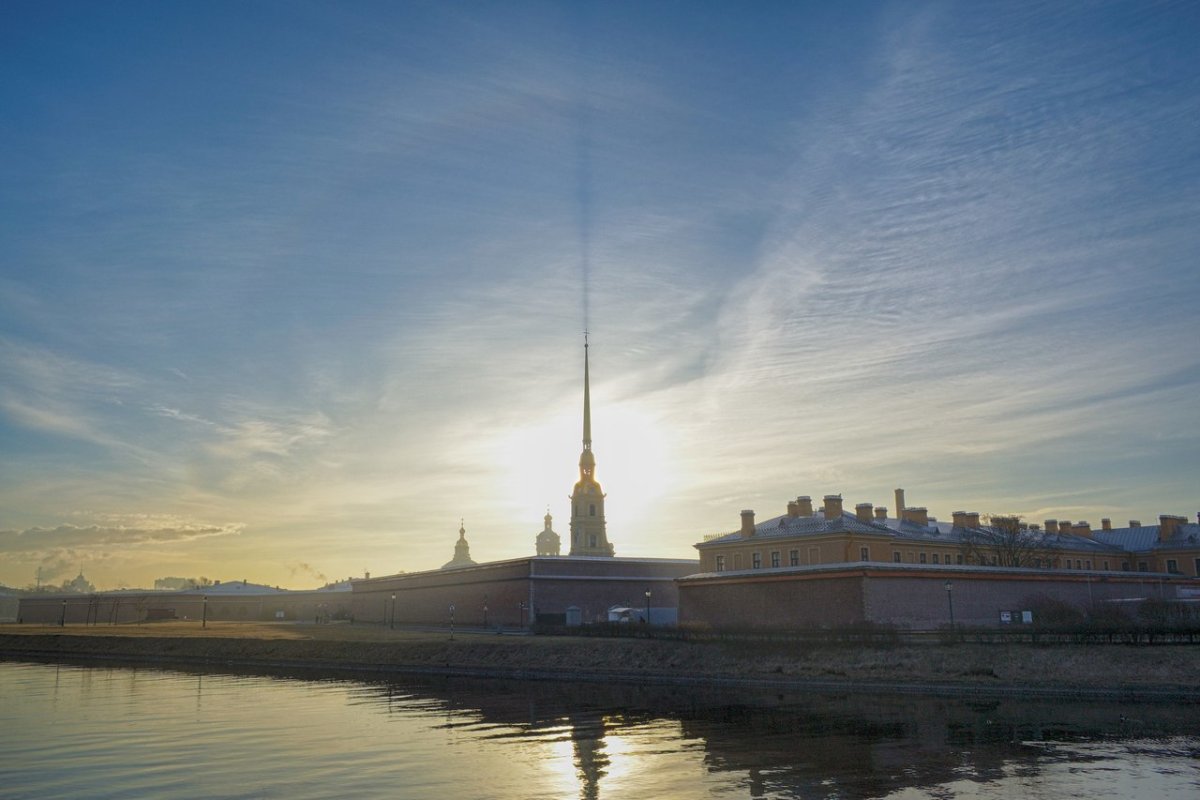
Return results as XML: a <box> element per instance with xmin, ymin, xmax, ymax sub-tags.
<box><xmin>2</xmin><ymin>622</ymin><xmax>1197</xmax><ymax>700</ymax></box>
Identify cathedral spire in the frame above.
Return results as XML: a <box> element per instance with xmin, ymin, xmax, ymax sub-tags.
<box><xmin>582</xmin><ymin>331</ymin><xmax>592</xmax><ymax>452</ymax></box>
<box><xmin>569</xmin><ymin>332</ymin><xmax>612</xmax><ymax>557</ymax></box>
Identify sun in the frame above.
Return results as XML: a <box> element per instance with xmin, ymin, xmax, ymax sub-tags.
<box><xmin>496</xmin><ymin>400</ymin><xmax>671</xmax><ymax>553</ymax></box>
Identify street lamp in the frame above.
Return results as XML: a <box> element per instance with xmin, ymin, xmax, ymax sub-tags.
<box><xmin>59</xmin><ymin>599</ymin><xmax>67</xmax><ymax>627</ymax></box>
<box><xmin>390</xmin><ymin>594</ymin><xmax>396</xmax><ymax>630</ymax></box>
<box><xmin>202</xmin><ymin>595</ymin><xmax>208</xmax><ymax>629</ymax></box>
<box><xmin>944</xmin><ymin>580</ymin><xmax>955</xmax><ymax>630</ymax></box>
<box><xmin>483</xmin><ymin>593</ymin><xmax>489</xmax><ymax>630</ymax></box>
<box><xmin>449</xmin><ymin>603</ymin><xmax>455</xmax><ymax>641</ymax></box>
<box><xmin>644</xmin><ymin>589</ymin><xmax>652</xmax><ymax>625</ymax></box>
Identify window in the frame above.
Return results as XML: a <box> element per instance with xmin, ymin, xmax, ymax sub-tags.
<box><xmin>860</xmin><ymin>546</ymin><xmax>869</xmax><ymax>561</ymax></box>
<box><xmin>733</xmin><ymin>553</ymin><xmax>743</xmax><ymax>570</ymax></box>
<box><xmin>770</xmin><ymin>551</ymin><xmax>781</xmax><ymax>568</ymax></box>
<box><xmin>808</xmin><ymin>547</ymin><xmax>820</xmax><ymax>565</ymax></box>
<box><xmin>1138</xmin><ymin>562</ymin><xmax>1149</xmax><ymax>572</ymax></box>
<box><xmin>789</xmin><ymin>550</ymin><xmax>799</xmax><ymax>567</ymax></box>
<box><xmin>1167</xmin><ymin>559</ymin><xmax>1178</xmax><ymax>574</ymax></box>
<box><xmin>1075</xmin><ymin>560</ymin><xmax>1082</xmax><ymax>570</ymax></box>
<box><xmin>589</xmin><ymin>504</ymin><xmax>596</xmax><ymax>517</ymax></box>
<box><xmin>956</xmin><ymin>554</ymin><xmax>964</xmax><ymax>565</ymax></box>
<box><xmin>1122</xmin><ymin>562</ymin><xmax>1130</xmax><ymax>571</ymax></box>
<box><xmin>1195</xmin><ymin>558</ymin><xmax>1200</xmax><ymax>576</ymax></box>
<box><xmin>588</xmin><ymin>535</ymin><xmax>596</xmax><ymax>548</ymax></box>
<box><xmin>752</xmin><ymin>552</ymin><xmax>762</xmax><ymax>569</ymax></box>
<box><xmin>1085</xmin><ymin>560</ymin><xmax>1092</xmax><ymax>570</ymax></box>
<box><xmin>919</xmin><ymin>553</ymin><xmax>927</xmax><ymax>564</ymax></box>
<box><xmin>893</xmin><ymin>552</ymin><xmax>902</xmax><ymax>563</ymax></box>
<box><xmin>715</xmin><ymin>555</ymin><xmax>726</xmax><ymax>572</ymax></box>
<box><xmin>1103</xmin><ymin>560</ymin><xmax>1110</xmax><ymax>571</ymax></box>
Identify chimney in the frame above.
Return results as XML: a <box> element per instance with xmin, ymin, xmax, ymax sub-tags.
<box><xmin>894</xmin><ymin>488</ymin><xmax>906</xmax><ymax>518</ymax></box>
<box><xmin>1101</xmin><ymin>518</ymin><xmax>1112</xmax><ymax>531</ymax></box>
<box><xmin>1076</xmin><ymin>521</ymin><xmax>1092</xmax><ymax>538</ymax></box>
<box><xmin>796</xmin><ymin>496</ymin><xmax>813</xmax><ymax>516</ymax></box>
<box><xmin>1044</xmin><ymin>519</ymin><xmax>1058</xmax><ymax>534</ymax></box>
<box><xmin>952</xmin><ymin>511</ymin><xmax>967</xmax><ymax>528</ymax></box>
<box><xmin>966</xmin><ymin>512</ymin><xmax>980</xmax><ymax>528</ymax></box>
<box><xmin>787</xmin><ymin>500</ymin><xmax>799</xmax><ymax>518</ymax></box>
<box><xmin>823</xmin><ymin>495</ymin><xmax>843</xmax><ymax>520</ymax></box>
<box><xmin>1129</xmin><ymin>520</ymin><xmax>1140</xmax><ymax>528</ymax></box>
<box><xmin>1159</xmin><ymin>515</ymin><xmax>1184</xmax><ymax>542</ymax></box>
<box><xmin>740</xmin><ymin>509</ymin><xmax>756</xmax><ymax>537</ymax></box>
<box><xmin>903</xmin><ymin>507</ymin><xmax>929</xmax><ymax>526</ymax></box>
<box><xmin>874</xmin><ymin>506</ymin><xmax>888</xmax><ymax>521</ymax></box>
<box><xmin>855</xmin><ymin>503</ymin><xmax>873</xmax><ymax>523</ymax></box>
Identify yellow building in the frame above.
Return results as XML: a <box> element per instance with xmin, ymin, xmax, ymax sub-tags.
<box><xmin>696</xmin><ymin>489</ymin><xmax>1200</xmax><ymax>578</ymax></box>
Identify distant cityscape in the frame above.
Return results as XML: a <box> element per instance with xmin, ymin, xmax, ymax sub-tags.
<box><xmin>7</xmin><ymin>340</ymin><xmax>1198</xmax><ymax>632</ymax></box>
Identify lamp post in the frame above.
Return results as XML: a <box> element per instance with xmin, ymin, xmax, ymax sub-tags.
<box><xmin>518</xmin><ymin>601</ymin><xmax>526</xmax><ymax>629</ymax></box>
<box><xmin>390</xmin><ymin>594</ymin><xmax>396</xmax><ymax>630</ymax></box>
<box><xmin>202</xmin><ymin>595</ymin><xmax>208</xmax><ymax>629</ymax></box>
<box><xmin>449</xmin><ymin>603</ymin><xmax>455</xmax><ymax>641</ymax></box>
<box><xmin>59</xmin><ymin>599</ymin><xmax>67</xmax><ymax>627</ymax></box>
<box><xmin>644</xmin><ymin>589</ymin><xmax>652</xmax><ymax>626</ymax></box>
<box><xmin>483</xmin><ymin>594</ymin><xmax>489</xmax><ymax>630</ymax></box>
<box><xmin>944</xmin><ymin>580</ymin><xmax>955</xmax><ymax>631</ymax></box>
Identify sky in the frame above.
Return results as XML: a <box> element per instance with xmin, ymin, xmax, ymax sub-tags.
<box><xmin>1</xmin><ymin>0</ymin><xmax>1197</xmax><ymax>590</ymax></box>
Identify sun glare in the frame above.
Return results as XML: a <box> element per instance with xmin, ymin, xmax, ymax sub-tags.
<box><xmin>496</xmin><ymin>401</ymin><xmax>672</xmax><ymax>551</ymax></box>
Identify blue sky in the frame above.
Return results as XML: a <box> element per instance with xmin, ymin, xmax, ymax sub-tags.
<box><xmin>1</xmin><ymin>1</ymin><xmax>1197</xmax><ymax>589</ymax></box>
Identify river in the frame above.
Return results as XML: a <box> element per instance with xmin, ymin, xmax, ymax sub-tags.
<box><xmin>1</xmin><ymin>659</ymin><xmax>1197</xmax><ymax>799</ymax></box>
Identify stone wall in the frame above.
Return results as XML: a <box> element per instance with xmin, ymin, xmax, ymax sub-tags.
<box><xmin>679</xmin><ymin>564</ymin><xmax>1196</xmax><ymax>631</ymax></box>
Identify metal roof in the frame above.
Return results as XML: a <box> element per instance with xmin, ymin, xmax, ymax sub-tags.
<box><xmin>1093</xmin><ymin>523</ymin><xmax>1200</xmax><ymax>552</ymax></box>
<box><xmin>698</xmin><ymin>511</ymin><xmax>1130</xmax><ymax>555</ymax></box>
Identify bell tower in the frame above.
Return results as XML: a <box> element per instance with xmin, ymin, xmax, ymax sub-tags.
<box><xmin>569</xmin><ymin>333</ymin><xmax>613</xmax><ymax>557</ymax></box>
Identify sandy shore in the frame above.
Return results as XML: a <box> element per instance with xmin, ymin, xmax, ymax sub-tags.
<box><xmin>2</xmin><ymin>622</ymin><xmax>1197</xmax><ymax>700</ymax></box>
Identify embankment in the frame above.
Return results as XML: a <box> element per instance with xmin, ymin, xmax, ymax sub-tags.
<box><xmin>2</xmin><ymin>623</ymin><xmax>1197</xmax><ymax>701</ymax></box>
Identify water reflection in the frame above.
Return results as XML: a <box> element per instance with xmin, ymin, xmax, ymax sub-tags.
<box><xmin>3</xmin><ymin>658</ymin><xmax>1199</xmax><ymax>800</ymax></box>
<box><xmin>334</xmin><ymin>672</ymin><xmax>1200</xmax><ymax>800</ymax></box>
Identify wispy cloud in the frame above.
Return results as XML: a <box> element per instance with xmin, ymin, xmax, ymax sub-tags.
<box><xmin>1</xmin><ymin>1</ymin><xmax>1196</xmax><ymax>586</ymax></box>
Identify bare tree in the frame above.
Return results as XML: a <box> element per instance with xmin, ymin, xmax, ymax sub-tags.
<box><xmin>959</xmin><ymin>515</ymin><xmax>1050</xmax><ymax>567</ymax></box>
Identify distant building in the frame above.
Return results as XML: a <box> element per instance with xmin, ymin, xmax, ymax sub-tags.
<box><xmin>17</xmin><ymin>581</ymin><xmax>352</xmax><ymax>625</ymax></box>
<box><xmin>441</xmin><ymin>522</ymin><xmax>477</xmax><ymax>570</ymax></box>
<box><xmin>64</xmin><ymin>569</ymin><xmax>95</xmax><ymax>594</ymax></box>
<box><xmin>536</xmin><ymin>511</ymin><xmax>561</xmax><ymax>556</ymax></box>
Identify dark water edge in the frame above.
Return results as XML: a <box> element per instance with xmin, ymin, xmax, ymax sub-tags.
<box><xmin>3</xmin><ymin>643</ymin><xmax>1199</xmax><ymax>704</ymax></box>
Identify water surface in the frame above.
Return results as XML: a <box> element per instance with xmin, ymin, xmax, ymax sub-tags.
<box><xmin>1</xmin><ymin>660</ymin><xmax>1197</xmax><ymax>799</ymax></box>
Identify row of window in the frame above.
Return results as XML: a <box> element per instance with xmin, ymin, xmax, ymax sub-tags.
<box><xmin>715</xmin><ymin>549</ymin><xmax>804</xmax><ymax>571</ymax></box>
